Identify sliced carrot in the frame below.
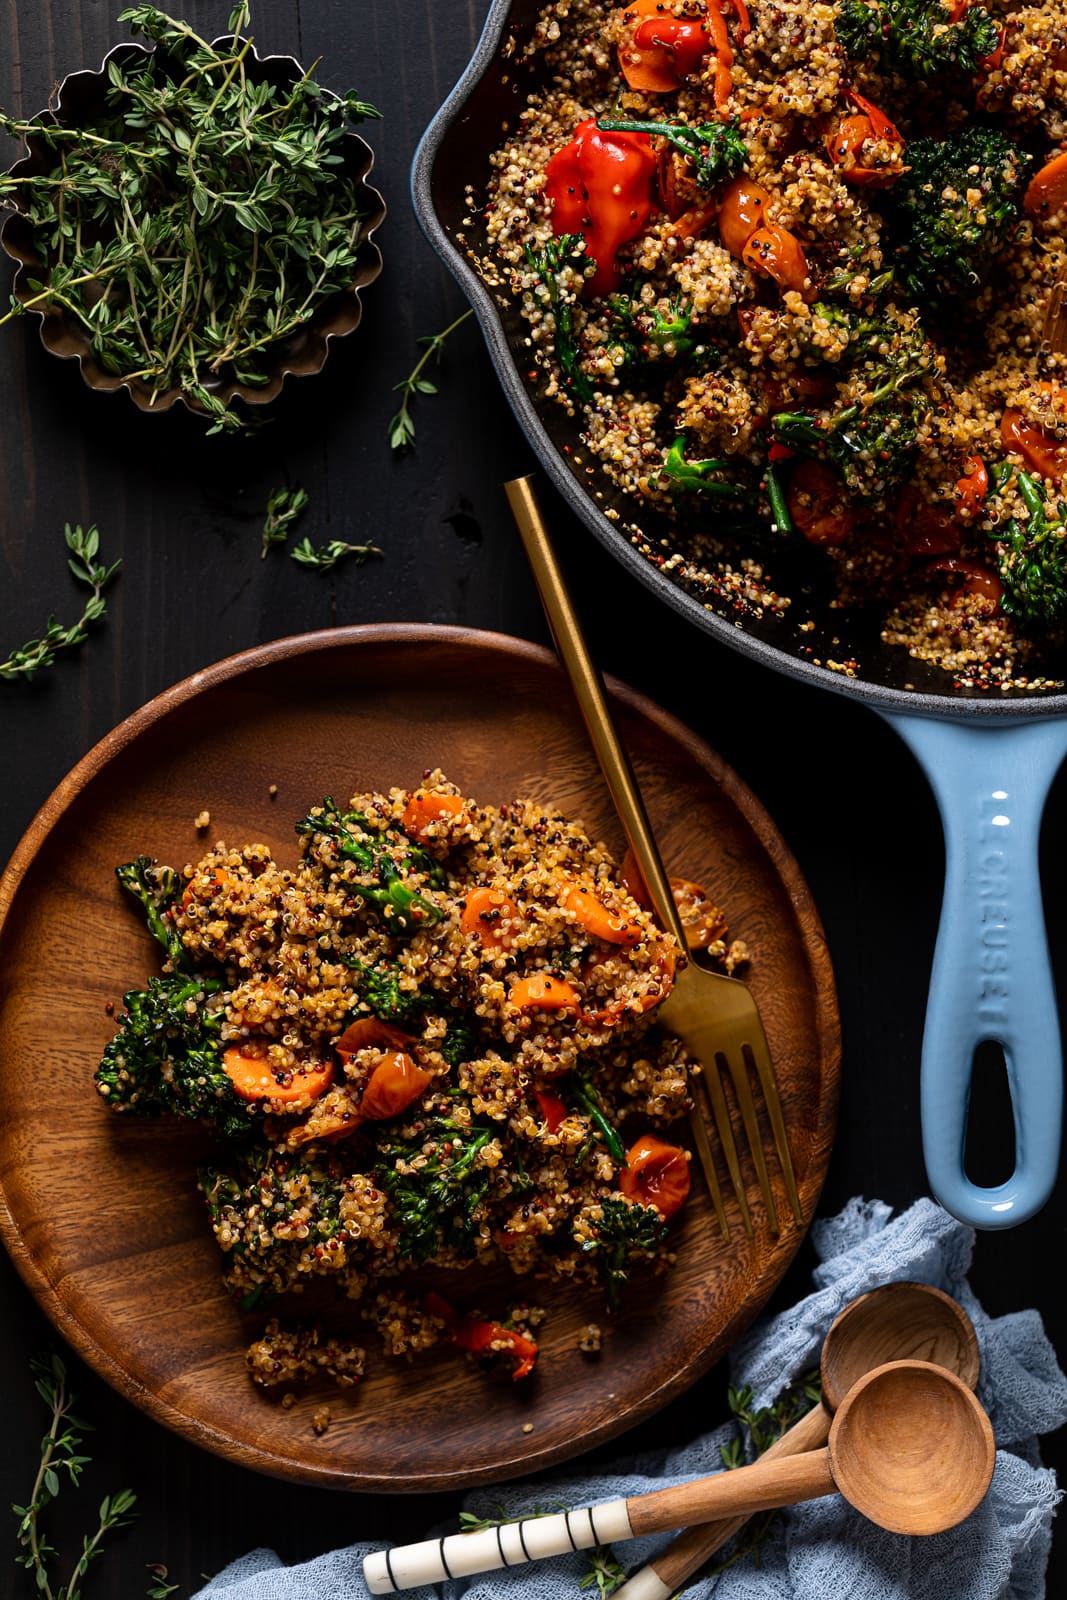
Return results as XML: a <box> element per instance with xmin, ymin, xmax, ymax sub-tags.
<box><xmin>223</xmin><ymin>1047</ymin><xmax>334</xmax><ymax>1104</ymax></box>
<box><xmin>401</xmin><ymin>790</ymin><xmax>465</xmax><ymax>839</ymax></box>
<box><xmin>508</xmin><ymin>974</ymin><xmax>581</xmax><ymax>1012</ymax></box>
<box><xmin>560</xmin><ymin>882</ymin><xmax>643</xmax><ymax>948</ymax></box>
<box><xmin>461</xmin><ymin>886</ymin><xmax>521</xmax><ymax>950</ymax></box>
<box><xmin>666</xmin><ymin>202</ymin><xmax>719</xmax><ymax>244</ymax></box>
<box><xmin>1024</xmin><ymin>150</ymin><xmax>1067</xmax><ymax>219</ymax></box>
<box><xmin>619</xmin><ymin>1134</ymin><xmax>691</xmax><ymax>1217</ymax></box>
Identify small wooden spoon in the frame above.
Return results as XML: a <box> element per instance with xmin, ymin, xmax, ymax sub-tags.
<box><xmin>363</xmin><ymin>1358</ymin><xmax>995</xmax><ymax>1595</ymax></box>
<box><xmin>613</xmin><ymin>1280</ymin><xmax>980</xmax><ymax>1600</ymax></box>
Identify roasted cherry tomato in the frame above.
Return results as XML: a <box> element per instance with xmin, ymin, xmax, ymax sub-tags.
<box><xmin>786</xmin><ymin>460</ymin><xmax>853</xmax><ymax>546</ymax></box>
<box><xmin>359</xmin><ymin>1052</ymin><xmax>433</xmax><ymax>1120</ymax></box>
<box><xmin>544</xmin><ymin>118</ymin><xmax>657</xmax><ymax>296</ymax></box>
<box><xmin>619</xmin><ymin>1133</ymin><xmax>691</xmax><ymax>1217</ymax></box>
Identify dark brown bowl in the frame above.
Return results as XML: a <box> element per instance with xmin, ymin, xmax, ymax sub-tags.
<box><xmin>1</xmin><ymin>36</ymin><xmax>385</xmax><ymax>420</ymax></box>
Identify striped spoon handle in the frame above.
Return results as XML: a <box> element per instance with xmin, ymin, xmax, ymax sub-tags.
<box><xmin>362</xmin><ymin>1448</ymin><xmax>836</xmax><ymax>1595</ymax></box>
<box><xmin>610</xmin><ymin>1401</ymin><xmax>831</xmax><ymax>1600</ymax></box>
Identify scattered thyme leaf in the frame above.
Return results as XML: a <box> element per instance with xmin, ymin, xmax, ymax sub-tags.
<box><xmin>0</xmin><ymin>6</ymin><xmax>381</xmax><ymax>434</ymax></box>
<box><xmin>290</xmin><ymin>536</ymin><xmax>382</xmax><ymax>573</ymax></box>
<box><xmin>261</xmin><ymin>485</ymin><xmax>309</xmax><ymax>557</ymax></box>
<box><xmin>389</xmin><ymin>308</ymin><xmax>474</xmax><ymax>452</ymax></box>
<box><xmin>0</xmin><ymin>524</ymin><xmax>120</xmax><ymax>683</ymax></box>
<box><xmin>579</xmin><ymin>1543</ymin><xmax>627</xmax><ymax>1597</ymax></box>
<box><xmin>14</xmin><ymin>1353</ymin><xmax>137</xmax><ymax>1600</ymax></box>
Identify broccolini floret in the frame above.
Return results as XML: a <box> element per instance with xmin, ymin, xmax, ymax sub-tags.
<box><xmin>661</xmin><ymin>436</ymin><xmax>759</xmax><ymax>501</ymax></box>
<box><xmin>523</xmin><ymin>233</ymin><xmax>594</xmax><ymax>406</ymax></box>
<box><xmin>991</xmin><ymin>470</ymin><xmax>1067</xmax><ymax>626</ymax></box>
<box><xmin>596</xmin><ymin>116</ymin><xmax>746</xmax><ymax>189</ymax></box>
<box><xmin>835</xmin><ymin>0</ymin><xmax>1000</xmax><ymax>80</ymax></box>
<box><xmin>116</xmin><ymin>854</ymin><xmax>188</xmax><ymax>970</ymax></box>
<box><xmin>374</xmin><ymin>1117</ymin><xmax>495</xmax><ymax>1264</ymax></box>
<box><xmin>605</xmin><ymin>294</ymin><xmax>700</xmax><ymax>369</ymax></box>
<box><xmin>94</xmin><ymin>971</ymin><xmax>254</xmax><ymax>1139</ymax></box>
<box><xmin>891</xmin><ymin>127</ymin><xmax>1030</xmax><ymax>305</ymax></box>
<box><xmin>578</xmin><ymin>1196</ymin><xmax>666</xmax><ymax>1312</ymax></box>
<box><xmin>296</xmin><ymin>798</ymin><xmax>443</xmax><ymax>930</ymax></box>
<box><xmin>772</xmin><ymin>311</ymin><xmax>935</xmax><ymax>497</ymax></box>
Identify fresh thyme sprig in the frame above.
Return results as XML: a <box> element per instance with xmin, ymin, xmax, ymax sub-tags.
<box><xmin>389</xmin><ymin>309</ymin><xmax>474</xmax><ymax>451</ymax></box>
<box><xmin>290</xmin><ymin>536</ymin><xmax>382</xmax><ymax>572</ymax></box>
<box><xmin>0</xmin><ymin>524</ymin><xmax>120</xmax><ymax>683</ymax></box>
<box><xmin>0</xmin><ymin>5</ymin><xmax>381</xmax><ymax>434</ymax></box>
<box><xmin>13</xmin><ymin>1354</ymin><xmax>138</xmax><ymax>1600</ymax></box>
<box><xmin>261</xmin><ymin>486</ymin><xmax>309</xmax><ymax>557</ymax></box>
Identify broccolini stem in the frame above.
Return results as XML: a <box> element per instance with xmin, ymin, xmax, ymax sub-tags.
<box><xmin>763</xmin><ymin>462</ymin><xmax>794</xmax><ymax>535</ymax></box>
<box><xmin>571</xmin><ymin>1073</ymin><xmax>627</xmax><ymax>1165</ymax></box>
<box><xmin>524</xmin><ymin>235</ymin><xmax>594</xmax><ymax>407</ymax></box>
<box><xmin>596</xmin><ymin>116</ymin><xmax>746</xmax><ymax>188</ymax></box>
<box><xmin>116</xmin><ymin>856</ymin><xmax>189</xmax><ymax>971</ymax></box>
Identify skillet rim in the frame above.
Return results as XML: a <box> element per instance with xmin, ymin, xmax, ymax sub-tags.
<box><xmin>410</xmin><ymin>0</ymin><xmax>1067</xmax><ymax>722</ymax></box>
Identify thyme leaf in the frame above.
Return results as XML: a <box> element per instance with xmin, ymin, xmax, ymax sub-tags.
<box><xmin>14</xmin><ymin>1353</ymin><xmax>137</xmax><ymax>1600</ymax></box>
<box><xmin>389</xmin><ymin>308</ymin><xmax>475</xmax><ymax>451</ymax></box>
<box><xmin>261</xmin><ymin>485</ymin><xmax>309</xmax><ymax>557</ymax></box>
<box><xmin>290</xmin><ymin>536</ymin><xmax>382</xmax><ymax>572</ymax></box>
<box><xmin>0</xmin><ymin>524</ymin><xmax>120</xmax><ymax>682</ymax></box>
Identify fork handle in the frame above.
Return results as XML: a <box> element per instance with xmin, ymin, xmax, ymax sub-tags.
<box><xmin>882</xmin><ymin>712</ymin><xmax>1067</xmax><ymax>1229</ymax></box>
<box><xmin>504</xmin><ymin>475</ymin><xmax>687</xmax><ymax>950</ymax></box>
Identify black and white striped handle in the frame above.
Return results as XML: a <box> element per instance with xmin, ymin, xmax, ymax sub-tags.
<box><xmin>362</xmin><ymin>1500</ymin><xmax>635</xmax><ymax>1594</ymax></box>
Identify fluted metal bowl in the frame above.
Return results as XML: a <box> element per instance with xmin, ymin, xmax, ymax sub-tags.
<box><xmin>1</xmin><ymin>35</ymin><xmax>385</xmax><ymax>421</ymax></box>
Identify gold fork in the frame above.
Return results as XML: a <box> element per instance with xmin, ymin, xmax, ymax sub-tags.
<box><xmin>505</xmin><ymin>474</ymin><xmax>802</xmax><ymax>1240</ymax></box>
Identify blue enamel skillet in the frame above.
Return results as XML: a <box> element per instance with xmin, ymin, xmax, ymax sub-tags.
<box><xmin>410</xmin><ymin>0</ymin><xmax>1067</xmax><ymax>1228</ymax></box>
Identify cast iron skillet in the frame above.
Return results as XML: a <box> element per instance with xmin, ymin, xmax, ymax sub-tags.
<box><xmin>411</xmin><ymin>0</ymin><xmax>1067</xmax><ymax>1229</ymax></box>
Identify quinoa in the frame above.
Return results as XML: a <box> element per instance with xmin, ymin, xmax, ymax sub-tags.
<box><xmin>99</xmin><ymin>772</ymin><xmax>742</xmax><ymax>1387</ymax></box>
<box><xmin>469</xmin><ymin>0</ymin><xmax>1067</xmax><ymax>686</ymax></box>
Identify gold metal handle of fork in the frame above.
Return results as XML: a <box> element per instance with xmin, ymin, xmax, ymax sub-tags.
<box><xmin>504</xmin><ymin>474</ymin><xmax>689</xmax><ymax>955</ymax></box>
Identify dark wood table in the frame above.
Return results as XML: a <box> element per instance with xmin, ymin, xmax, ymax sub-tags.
<box><xmin>1</xmin><ymin>3</ymin><xmax>1063</xmax><ymax>1595</ymax></box>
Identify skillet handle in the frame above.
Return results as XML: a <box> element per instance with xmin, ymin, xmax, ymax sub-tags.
<box><xmin>881</xmin><ymin>713</ymin><xmax>1067</xmax><ymax>1228</ymax></box>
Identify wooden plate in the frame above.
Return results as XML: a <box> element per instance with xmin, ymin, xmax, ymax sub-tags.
<box><xmin>0</xmin><ymin>625</ymin><xmax>839</xmax><ymax>1491</ymax></box>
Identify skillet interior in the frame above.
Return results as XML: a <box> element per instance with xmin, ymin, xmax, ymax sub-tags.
<box><xmin>412</xmin><ymin>0</ymin><xmax>1067</xmax><ymax>716</ymax></box>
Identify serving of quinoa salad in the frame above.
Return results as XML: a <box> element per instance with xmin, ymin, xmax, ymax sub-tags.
<box><xmin>473</xmin><ymin>0</ymin><xmax>1067</xmax><ymax>687</ymax></box>
<box><xmin>95</xmin><ymin>773</ymin><xmax>745</xmax><ymax>1394</ymax></box>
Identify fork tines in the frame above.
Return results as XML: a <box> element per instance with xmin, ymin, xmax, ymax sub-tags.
<box><xmin>691</xmin><ymin>1044</ymin><xmax>803</xmax><ymax>1241</ymax></box>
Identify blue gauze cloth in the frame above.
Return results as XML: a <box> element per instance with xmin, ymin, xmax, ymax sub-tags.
<box><xmin>193</xmin><ymin>1196</ymin><xmax>1067</xmax><ymax>1600</ymax></box>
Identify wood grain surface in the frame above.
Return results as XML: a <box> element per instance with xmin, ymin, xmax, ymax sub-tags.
<box><xmin>0</xmin><ymin>626</ymin><xmax>838</xmax><ymax>1490</ymax></box>
<box><xmin>0</xmin><ymin>0</ymin><xmax>1064</xmax><ymax>1594</ymax></box>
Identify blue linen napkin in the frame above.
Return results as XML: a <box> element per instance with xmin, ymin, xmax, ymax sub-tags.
<box><xmin>193</xmin><ymin>1196</ymin><xmax>1067</xmax><ymax>1600</ymax></box>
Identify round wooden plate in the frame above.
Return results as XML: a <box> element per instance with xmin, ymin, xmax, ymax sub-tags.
<box><xmin>0</xmin><ymin>625</ymin><xmax>839</xmax><ymax>1491</ymax></box>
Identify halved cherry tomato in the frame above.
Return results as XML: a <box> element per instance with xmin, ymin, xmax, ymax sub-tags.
<box><xmin>425</xmin><ymin>1293</ymin><xmax>538</xmax><ymax>1380</ymax></box>
<box><xmin>894</xmin><ymin>486</ymin><xmax>960</xmax><ymax>557</ymax></box>
<box><xmin>544</xmin><ymin>118</ymin><xmax>657</xmax><ymax>298</ymax></box>
<box><xmin>402</xmin><ymin>790</ymin><xmax>465</xmax><ymax>839</ymax></box>
<box><xmin>618</xmin><ymin>0</ymin><xmax>714</xmax><ymax>92</ymax></box>
<box><xmin>927</xmin><ymin>557</ymin><xmax>1004</xmax><ymax>607</ymax></box>
<box><xmin>560</xmin><ymin>882</ymin><xmax>642</xmax><ymax>947</ymax></box>
<box><xmin>335</xmin><ymin>1017</ymin><xmax>416</xmax><ymax>1061</ymax></box>
<box><xmin>741</xmin><ymin>224</ymin><xmax>811</xmax><ymax>297</ymax></box>
<box><xmin>1001</xmin><ymin>408</ymin><xmax>1067</xmax><ymax>481</ymax></box>
<box><xmin>786</xmin><ymin>459</ymin><xmax>854</xmax><ymax>546</ymax></box>
<box><xmin>617</xmin><ymin>849</ymin><xmax>726</xmax><ymax>950</ymax></box>
<box><xmin>508</xmin><ymin>974</ymin><xmax>581</xmax><ymax>1012</ymax></box>
<box><xmin>619</xmin><ymin>1133</ymin><xmax>691</xmax><ymax>1217</ymax></box>
<box><xmin>534</xmin><ymin>1087</ymin><xmax>568</xmax><ymax>1132</ymax></box>
<box><xmin>825</xmin><ymin>104</ymin><xmax>906</xmax><ymax>189</ymax></box>
<box><xmin>359</xmin><ymin>1052</ymin><xmax>433</xmax><ymax>1120</ymax></box>
<box><xmin>718</xmin><ymin>177</ymin><xmax>770</xmax><ymax>256</ymax></box>
<box><xmin>461</xmin><ymin>886</ymin><xmax>520</xmax><ymax>950</ymax></box>
<box><xmin>223</xmin><ymin>1047</ymin><xmax>334</xmax><ymax>1104</ymax></box>
<box><xmin>954</xmin><ymin>456</ymin><xmax>989</xmax><ymax>519</ymax></box>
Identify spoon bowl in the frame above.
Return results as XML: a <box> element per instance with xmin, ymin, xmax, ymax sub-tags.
<box><xmin>829</xmin><ymin>1359</ymin><xmax>996</xmax><ymax>1535</ymax></box>
<box><xmin>822</xmin><ymin>1281</ymin><xmax>981</xmax><ymax>1412</ymax></box>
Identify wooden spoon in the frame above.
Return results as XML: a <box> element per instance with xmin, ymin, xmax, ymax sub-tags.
<box><xmin>612</xmin><ymin>1279</ymin><xmax>981</xmax><ymax>1600</ymax></box>
<box><xmin>362</xmin><ymin>1357</ymin><xmax>994</xmax><ymax>1595</ymax></box>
